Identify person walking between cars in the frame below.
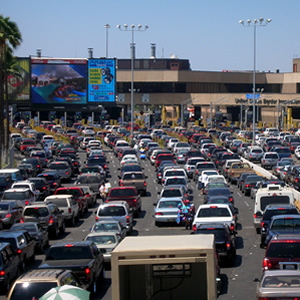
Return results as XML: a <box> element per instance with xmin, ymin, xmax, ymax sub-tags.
<box><xmin>199</xmin><ymin>172</ymin><xmax>208</xmax><ymax>194</ymax></box>
<box><xmin>99</xmin><ymin>182</ymin><xmax>106</xmax><ymax>200</ymax></box>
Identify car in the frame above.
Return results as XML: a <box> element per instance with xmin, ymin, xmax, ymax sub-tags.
<box><xmin>37</xmin><ymin>172</ymin><xmax>61</xmax><ymax>192</ymax></box>
<box><xmin>264</xmin><ymin>215</ymin><xmax>300</xmax><ymax>247</ymax></box>
<box><xmin>21</xmin><ymin>203</ymin><xmax>65</xmax><ymax>239</ymax></box>
<box><xmin>0</xmin><ymin>242</ymin><xmax>20</xmax><ymax>294</ymax></box>
<box><xmin>184</xmin><ymin>157</ymin><xmax>206</xmax><ymax>178</ymax></box>
<box><xmin>272</xmin><ymin>160</ymin><xmax>292</xmax><ymax>178</ymax></box>
<box><xmin>193</xmin><ymin>223</ymin><xmax>236</xmax><ymax>266</ymax></box>
<box><xmin>74</xmin><ymin>173</ymin><xmax>102</xmax><ymax>197</ymax></box>
<box><xmin>11</xmin><ymin>181</ymin><xmax>40</xmax><ymax>201</ymax></box>
<box><xmin>90</xmin><ymin>220</ymin><xmax>126</xmax><ymax>240</ymax></box>
<box><xmin>263</xmin><ymin>234</ymin><xmax>300</xmax><ymax>271</ymax></box>
<box><xmin>21</xmin><ymin>157</ymin><xmax>42</xmax><ymax>174</ymax></box>
<box><xmin>10</xmin><ymin>222</ymin><xmax>49</xmax><ymax>253</ymax></box>
<box><xmin>84</xmin><ymin>232</ymin><xmax>121</xmax><ymax>267</ymax></box>
<box><xmin>260</xmin><ymin>204</ymin><xmax>300</xmax><ymax>247</ymax></box>
<box><xmin>193</xmin><ymin>161</ymin><xmax>217</xmax><ymax>182</ymax></box>
<box><xmin>0</xmin><ymin>230</ymin><xmax>35</xmax><ymax>271</ymax></box>
<box><xmin>261</xmin><ymin>152</ymin><xmax>280</xmax><ymax>169</ymax></box>
<box><xmin>153</xmin><ymin>197</ymin><xmax>184</xmax><ymax>226</ymax></box>
<box><xmin>2</xmin><ymin>188</ymin><xmax>36</xmax><ymax>206</ymax></box>
<box><xmin>7</xmin><ymin>269</ymin><xmax>83</xmax><ymax>300</ymax></box>
<box><xmin>47</xmin><ymin>161</ymin><xmax>72</xmax><ymax>182</ymax></box>
<box><xmin>273</xmin><ymin>146</ymin><xmax>292</xmax><ymax>160</ymax></box>
<box><xmin>241</xmin><ymin>175</ymin><xmax>264</xmax><ymax>196</ymax></box>
<box><xmin>256</xmin><ymin>270</ymin><xmax>300</xmax><ymax>299</ymax></box>
<box><xmin>27</xmin><ymin>177</ymin><xmax>50</xmax><ymax>200</ymax></box>
<box><xmin>119</xmin><ymin>171</ymin><xmax>147</xmax><ymax>196</ymax></box>
<box><xmin>78</xmin><ymin>185</ymin><xmax>97</xmax><ymax>208</ymax></box>
<box><xmin>0</xmin><ymin>201</ymin><xmax>23</xmax><ymax>228</ymax></box>
<box><xmin>44</xmin><ymin>195</ymin><xmax>79</xmax><ymax>227</ymax></box>
<box><xmin>203</xmin><ymin>187</ymin><xmax>234</xmax><ymax>204</ymax></box>
<box><xmin>95</xmin><ymin>201</ymin><xmax>134</xmax><ymax>235</ymax></box>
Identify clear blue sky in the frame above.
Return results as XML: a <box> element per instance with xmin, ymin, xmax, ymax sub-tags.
<box><xmin>2</xmin><ymin>0</ymin><xmax>300</xmax><ymax>73</ymax></box>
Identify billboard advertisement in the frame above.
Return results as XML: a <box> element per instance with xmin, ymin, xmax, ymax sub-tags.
<box><xmin>31</xmin><ymin>59</ymin><xmax>87</xmax><ymax>104</ymax></box>
<box><xmin>8</xmin><ymin>57</ymin><xmax>30</xmax><ymax>101</ymax></box>
<box><xmin>88</xmin><ymin>59</ymin><xmax>116</xmax><ymax>103</ymax></box>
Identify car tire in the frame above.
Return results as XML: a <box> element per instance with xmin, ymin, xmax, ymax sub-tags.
<box><xmin>53</xmin><ymin>225</ymin><xmax>59</xmax><ymax>239</ymax></box>
<box><xmin>70</xmin><ymin>215</ymin><xmax>75</xmax><ymax>227</ymax></box>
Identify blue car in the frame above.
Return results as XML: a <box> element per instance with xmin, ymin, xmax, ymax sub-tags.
<box><xmin>37</xmin><ymin>171</ymin><xmax>61</xmax><ymax>192</ymax></box>
<box><xmin>273</xmin><ymin>147</ymin><xmax>292</xmax><ymax>160</ymax></box>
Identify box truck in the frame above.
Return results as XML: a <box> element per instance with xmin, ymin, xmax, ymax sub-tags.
<box><xmin>111</xmin><ymin>235</ymin><xmax>219</xmax><ymax>300</ymax></box>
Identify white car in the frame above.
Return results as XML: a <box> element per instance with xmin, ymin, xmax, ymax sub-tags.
<box><xmin>120</xmin><ymin>154</ymin><xmax>139</xmax><ymax>165</ymax></box>
<box><xmin>41</xmin><ymin>135</ymin><xmax>55</xmax><ymax>145</ymax></box>
<box><xmin>197</xmin><ymin>170</ymin><xmax>219</xmax><ymax>189</ymax></box>
<box><xmin>11</xmin><ymin>180</ymin><xmax>40</xmax><ymax>200</ymax></box>
<box><xmin>295</xmin><ymin>129</ymin><xmax>300</xmax><ymax>137</ymax></box>
<box><xmin>295</xmin><ymin>145</ymin><xmax>300</xmax><ymax>159</ymax></box>
<box><xmin>82</xmin><ymin>126</ymin><xmax>95</xmax><ymax>136</ymax></box>
<box><xmin>173</xmin><ymin>142</ymin><xmax>191</xmax><ymax>154</ymax></box>
<box><xmin>203</xmin><ymin>175</ymin><xmax>227</xmax><ymax>188</ymax></box>
<box><xmin>167</xmin><ymin>138</ymin><xmax>179</xmax><ymax>150</ymax></box>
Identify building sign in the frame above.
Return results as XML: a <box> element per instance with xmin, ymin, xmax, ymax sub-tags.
<box><xmin>88</xmin><ymin>59</ymin><xmax>116</xmax><ymax>103</ymax></box>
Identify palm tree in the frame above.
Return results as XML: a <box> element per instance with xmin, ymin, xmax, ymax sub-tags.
<box><xmin>0</xmin><ymin>15</ymin><xmax>22</xmax><ymax>165</ymax></box>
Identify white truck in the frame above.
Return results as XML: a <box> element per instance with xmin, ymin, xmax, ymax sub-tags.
<box><xmin>111</xmin><ymin>235</ymin><xmax>220</xmax><ymax>300</ymax></box>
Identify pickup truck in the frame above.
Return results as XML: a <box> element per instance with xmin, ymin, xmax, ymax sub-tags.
<box><xmin>39</xmin><ymin>241</ymin><xmax>105</xmax><ymax>293</ymax></box>
<box><xmin>54</xmin><ymin>187</ymin><xmax>88</xmax><ymax>217</ymax></box>
<box><xmin>118</xmin><ymin>172</ymin><xmax>147</xmax><ymax>196</ymax></box>
<box><xmin>227</xmin><ymin>162</ymin><xmax>256</xmax><ymax>184</ymax></box>
<box><xmin>106</xmin><ymin>187</ymin><xmax>141</xmax><ymax>217</ymax></box>
<box><xmin>192</xmin><ymin>203</ymin><xmax>236</xmax><ymax>233</ymax></box>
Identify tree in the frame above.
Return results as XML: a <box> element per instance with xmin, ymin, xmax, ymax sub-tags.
<box><xmin>0</xmin><ymin>15</ymin><xmax>22</xmax><ymax>165</ymax></box>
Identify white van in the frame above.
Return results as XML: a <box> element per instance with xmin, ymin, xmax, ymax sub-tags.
<box><xmin>253</xmin><ymin>184</ymin><xmax>295</xmax><ymax>233</ymax></box>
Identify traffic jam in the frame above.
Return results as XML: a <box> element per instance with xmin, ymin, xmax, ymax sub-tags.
<box><xmin>1</xmin><ymin>120</ymin><xmax>300</xmax><ymax>299</ymax></box>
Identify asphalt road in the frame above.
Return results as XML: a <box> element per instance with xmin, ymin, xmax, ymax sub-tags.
<box><xmin>1</xmin><ymin>145</ymin><xmax>268</xmax><ymax>300</ymax></box>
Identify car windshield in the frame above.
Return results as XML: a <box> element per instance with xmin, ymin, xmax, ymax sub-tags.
<box><xmin>0</xmin><ymin>237</ymin><xmax>17</xmax><ymax>249</ymax></box>
<box><xmin>46</xmin><ymin>246</ymin><xmax>92</xmax><ymax>260</ymax></box>
<box><xmin>197</xmin><ymin>207</ymin><xmax>231</xmax><ymax>217</ymax></box>
<box><xmin>3</xmin><ymin>192</ymin><xmax>25</xmax><ymax>200</ymax></box>
<box><xmin>24</xmin><ymin>207</ymin><xmax>49</xmax><ymax>217</ymax></box>
<box><xmin>86</xmin><ymin>235</ymin><xmax>116</xmax><ymax>245</ymax></box>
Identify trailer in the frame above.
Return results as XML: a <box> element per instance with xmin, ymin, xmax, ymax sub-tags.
<box><xmin>111</xmin><ymin>235</ymin><xmax>218</xmax><ymax>300</ymax></box>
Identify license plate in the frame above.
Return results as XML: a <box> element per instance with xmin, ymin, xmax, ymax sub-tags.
<box><xmin>284</xmin><ymin>264</ymin><xmax>297</xmax><ymax>270</ymax></box>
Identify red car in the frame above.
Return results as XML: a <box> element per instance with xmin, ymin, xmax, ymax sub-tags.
<box><xmin>105</xmin><ymin>186</ymin><xmax>141</xmax><ymax>217</ymax></box>
<box><xmin>20</xmin><ymin>139</ymin><xmax>36</xmax><ymax>154</ymax></box>
<box><xmin>155</xmin><ymin>153</ymin><xmax>175</xmax><ymax>169</ymax></box>
<box><xmin>54</xmin><ymin>187</ymin><xmax>88</xmax><ymax>217</ymax></box>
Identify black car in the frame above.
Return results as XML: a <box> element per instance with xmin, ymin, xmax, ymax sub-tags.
<box><xmin>0</xmin><ymin>175</ymin><xmax>13</xmax><ymax>196</ymax></box>
<box><xmin>204</xmin><ymin>187</ymin><xmax>233</xmax><ymax>204</ymax></box>
<box><xmin>260</xmin><ymin>204</ymin><xmax>300</xmax><ymax>247</ymax></box>
<box><xmin>194</xmin><ymin>223</ymin><xmax>236</xmax><ymax>266</ymax></box>
<box><xmin>0</xmin><ymin>242</ymin><xmax>20</xmax><ymax>294</ymax></box>
<box><xmin>86</xmin><ymin>156</ymin><xmax>107</xmax><ymax>173</ymax></box>
<box><xmin>37</xmin><ymin>172</ymin><xmax>61</xmax><ymax>192</ymax></box>
<box><xmin>28</xmin><ymin>177</ymin><xmax>50</xmax><ymax>200</ymax></box>
<box><xmin>241</xmin><ymin>175</ymin><xmax>264</xmax><ymax>196</ymax></box>
<box><xmin>21</xmin><ymin>157</ymin><xmax>42</xmax><ymax>174</ymax></box>
<box><xmin>237</xmin><ymin>172</ymin><xmax>255</xmax><ymax>190</ymax></box>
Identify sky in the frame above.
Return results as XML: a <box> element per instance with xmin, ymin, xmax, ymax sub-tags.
<box><xmin>2</xmin><ymin>0</ymin><xmax>300</xmax><ymax>73</ymax></box>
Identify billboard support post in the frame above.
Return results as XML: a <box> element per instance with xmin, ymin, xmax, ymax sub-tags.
<box><xmin>64</xmin><ymin>111</ymin><xmax>67</xmax><ymax>127</ymax></box>
<box><xmin>91</xmin><ymin>111</ymin><xmax>94</xmax><ymax>125</ymax></box>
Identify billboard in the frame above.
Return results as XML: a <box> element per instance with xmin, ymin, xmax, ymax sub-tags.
<box><xmin>8</xmin><ymin>57</ymin><xmax>30</xmax><ymax>101</ymax></box>
<box><xmin>31</xmin><ymin>59</ymin><xmax>87</xmax><ymax>104</ymax></box>
<box><xmin>88</xmin><ymin>59</ymin><xmax>116</xmax><ymax>103</ymax></box>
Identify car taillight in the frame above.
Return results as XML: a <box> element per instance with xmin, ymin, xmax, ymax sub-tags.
<box><xmin>0</xmin><ymin>270</ymin><xmax>5</xmax><ymax>277</ymax></box>
<box><xmin>68</xmin><ymin>208</ymin><xmax>71</xmax><ymax>213</ymax></box>
<box><xmin>230</xmin><ymin>224</ymin><xmax>234</xmax><ymax>231</ymax></box>
<box><xmin>37</xmin><ymin>165</ymin><xmax>40</xmax><ymax>168</ymax></box>
<box><xmin>155</xmin><ymin>212</ymin><xmax>163</xmax><ymax>216</ymax></box>
<box><xmin>262</xmin><ymin>258</ymin><xmax>271</xmax><ymax>270</ymax></box>
<box><xmin>261</xmin><ymin>222</ymin><xmax>265</xmax><ymax>228</ymax></box>
<box><xmin>25</xmin><ymin>200</ymin><xmax>29</xmax><ymax>205</ymax></box>
<box><xmin>5</xmin><ymin>213</ymin><xmax>11</xmax><ymax>218</ymax></box>
<box><xmin>66</xmin><ymin>171</ymin><xmax>69</xmax><ymax>175</ymax></box>
<box><xmin>53</xmin><ymin>182</ymin><xmax>57</xmax><ymax>186</ymax></box>
<box><xmin>104</xmin><ymin>164</ymin><xmax>107</xmax><ymax>169</ymax></box>
<box><xmin>193</xmin><ymin>224</ymin><xmax>196</xmax><ymax>231</ymax></box>
<box><xmin>245</xmin><ymin>184</ymin><xmax>250</xmax><ymax>188</ymax></box>
<box><xmin>296</xmin><ymin>178</ymin><xmax>299</xmax><ymax>182</ymax></box>
<box><xmin>17</xmin><ymin>249</ymin><xmax>21</xmax><ymax>254</ymax></box>
<box><xmin>226</xmin><ymin>242</ymin><xmax>231</xmax><ymax>249</ymax></box>
<box><xmin>120</xmin><ymin>180</ymin><xmax>123</xmax><ymax>187</ymax></box>
<box><xmin>144</xmin><ymin>181</ymin><xmax>147</xmax><ymax>187</ymax></box>
<box><xmin>262</xmin><ymin>160</ymin><xmax>265</xmax><ymax>163</ymax></box>
<box><xmin>20</xmin><ymin>217</ymin><xmax>24</xmax><ymax>223</ymax></box>
<box><xmin>95</xmin><ymin>216</ymin><xmax>98</xmax><ymax>221</ymax></box>
<box><xmin>126</xmin><ymin>215</ymin><xmax>130</xmax><ymax>224</ymax></box>
<box><xmin>43</xmin><ymin>186</ymin><xmax>46</xmax><ymax>190</ymax></box>
<box><xmin>49</xmin><ymin>216</ymin><xmax>54</xmax><ymax>224</ymax></box>
<box><xmin>229</xmin><ymin>197</ymin><xmax>233</xmax><ymax>202</ymax></box>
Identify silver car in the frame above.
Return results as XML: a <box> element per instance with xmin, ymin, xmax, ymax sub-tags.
<box><xmin>245</xmin><ymin>146</ymin><xmax>264</xmax><ymax>162</ymax></box>
<box><xmin>261</xmin><ymin>152</ymin><xmax>280</xmax><ymax>170</ymax></box>
<box><xmin>47</xmin><ymin>161</ymin><xmax>72</xmax><ymax>182</ymax></box>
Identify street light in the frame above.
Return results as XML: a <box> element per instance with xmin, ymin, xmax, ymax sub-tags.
<box><xmin>256</xmin><ymin>88</ymin><xmax>264</xmax><ymax>123</ymax></box>
<box><xmin>117</xmin><ymin>24</ymin><xmax>149</xmax><ymax>136</ymax></box>
<box><xmin>240</xmin><ymin>18</ymin><xmax>271</xmax><ymax>143</ymax></box>
<box><xmin>210</xmin><ymin>97</ymin><xmax>227</xmax><ymax>128</ymax></box>
<box><xmin>104</xmin><ymin>24</ymin><xmax>110</xmax><ymax>58</ymax></box>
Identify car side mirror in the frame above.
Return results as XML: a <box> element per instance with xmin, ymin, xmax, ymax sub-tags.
<box><xmin>153</xmin><ymin>203</ymin><xmax>157</xmax><ymax>206</ymax></box>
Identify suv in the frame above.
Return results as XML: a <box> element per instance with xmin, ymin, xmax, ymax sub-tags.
<box><xmin>27</xmin><ymin>177</ymin><xmax>50</xmax><ymax>200</ymax></box>
<box><xmin>244</xmin><ymin>146</ymin><xmax>264</xmax><ymax>162</ymax></box>
<box><xmin>11</xmin><ymin>181</ymin><xmax>40</xmax><ymax>200</ymax></box>
<box><xmin>119</xmin><ymin>172</ymin><xmax>147</xmax><ymax>196</ymax></box>
<box><xmin>263</xmin><ymin>234</ymin><xmax>300</xmax><ymax>271</ymax></box>
<box><xmin>0</xmin><ymin>231</ymin><xmax>35</xmax><ymax>271</ymax></box>
<box><xmin>21</xmin><ymin>203</ymin><xmax>65</xmax><ymax>238</ymax></box>
<box><xmin>0</xmin><ymin>242</ymin><xmax>20</xmax><ymax>294</ymax></box>
<box><xmin>261</xmin><ymin>152</ymin><xmax>280</xmax><ymax>170</ymax></box>
<box><xmin>47</xmin><ymin>161</ymin><xmax>72</xmax><ymax>182</ymax></box>
<box><xmin>7</xmin><ymin>269</ymin><xmax>82</xmax><ymax>300</ymax></box>
<box><xmin>2</xmin><ymin>188</ymin><xmax>36</xmax><ymax>206</ymax></box>
<box><xmin>95</xmin><ymin>201</ymin><xmax>134</xmax><ymax>235</ymax></box>
<box><xmin>194</xmin><ymin>223</ymin><xmax>236</xmax><ymax>266</ymax></box>
<box><xmin>44</xmin><ymin>195</ymin><xmax>79</xmax><ymax>227</ymax></box>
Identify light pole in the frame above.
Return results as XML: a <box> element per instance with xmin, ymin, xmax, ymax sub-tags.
<box><xmin>256</xmin><ymin>88</ymin><xmax>264</xmax><ymax>123</ymax></box>
<box><xmin>117</xmin><ymin>24</ymin><xmax>149</xmax><ymax>136</ymax></box>
<box><xmin>104</xmin><ymin>24</ymin><xmax>110</xmax><ymax>58</ymax></box>
<box><xmin>239</xmin><ymin>18</ymin><xmax>271</xmax><ymax>143</ymax></box>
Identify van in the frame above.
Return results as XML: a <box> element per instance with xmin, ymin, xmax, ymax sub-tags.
<box><xmin>0</xmin><ymin>169</ymin><xmax>23</xmax><ymax>182</ymax></box>
<box><xmin>253</xmin><ymin>184</ymin><xmax>295</xmax><ymax>233</ymax></box>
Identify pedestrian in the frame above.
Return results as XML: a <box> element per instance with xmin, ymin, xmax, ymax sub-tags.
<box><xmin>199</xmin><ymin>172</ymin><xmax>208</xmax><ymax>194</ymax></box>
<box><xmin>99</xmin><ymin>181</ymin><xmax>106</xmax><ymax>200</ymax></box>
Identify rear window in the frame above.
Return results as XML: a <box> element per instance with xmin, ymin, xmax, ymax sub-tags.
<box><xmin>271</xmin><ymin>218</ymin><xmax>300</xmax><ymax>229</ymax></box>
<box><xmin>161</xmin><ymin>190</ymin><xmax>182</xmax><ymax>197</ymax></box>
<box><xmin>77</xmin><ymin>176</ymin><xmax>99</xmax><ymax>184</ymax></box>
<box><xmin>267</xmin><ymin>242</ymin><xmax>300</xmax><ymax>258</ymax></box>
<box><xmin>260</xmin><ymin>196</ymin><xmax>291</xmax><ymax>211</ymax></box>
<box><xmin>158</xmin><ymin>200</ymin><xmax>181</xmax><ymax>208</ymax></box>
<box><xmin>246</xmin><ymin>176</ymin><xmax>263</xmax><ymax>183</ymax></box>
<box><xmin>56</xmin><ymin>189</ymin><xmax>81</xmax><ymax>197</ymax></box>
<box><xmin>0</xmin><ymin>203</ymin><xmax>9</xmax><ymax>210</ymax></box>
<box><xmin>109</xmin><ymin>189</ymin><xmax>136</xmax><ymax>197</ymax></box>
<box><xmin>252</xmin><ymin>149</ymin><xmax>263</xmax><ymax>153</ymax></box>
<box><xmin>48</xmin><ymin>199</ymin><xmax>68</xmax><ymax>207</ymax></box>
<box><xmin>98</xmin><ymin>206</ymin><xmax>126</xmax><ymax>216</ymax></box>
<box><xmin>265</xmin><ymin>154</ymin><xmax>279</xmax><ymax>159</ymax></box>
<box><xmin>196</xmin><ymin>163</ymin><xmax>215</xmax><ymax>170</ymax></box>
<box><xmin>157</xmin><ymin>155</ymin><xmax>173</xmax><ymax>161</ymax></box>
<box><xmin>263</xmin><ymin>209</ymin><xmax>299</xmax><ymax>221</ymax></box>
<box><xmin>165</xmin><ymin>171</ymin><xmax>185</xmax><ymax>177</ymax></box>
<box><xmin>0</xmin><ymin>237</ymin><xmax>17</xmax><ymax>249</ymax></box>
<box><xmin>195</xmin><ymin>228</ymin><xmax>227</xmax><ymax>239</ymax></box>
<box><xmin>165</xmin><ymin>178</ymin><xmax>186</xmax><ymax>186</ymax></box>
<box><xmin>275</xmin><ymin>148</ymin><xmax>291</xmax><ymax>154</ymax></box>
<box><xmin>3</xmin><ymin>192</ymin><xmax>26</xmax><ymax>200</ymax></box>
<box><xmin>86</xmin><ymin>235</ymin><xmax>116</xmax><ymax>245</ymax></box>
<box><xmin>197</xmin><ymin>207</ymin><xmax>231</xmax><ymax>217</ymax></box>
<box><xmin>123</xmin><ymin>173</ymin><xmax>144</xmax><ymax>180</ymax></box>
<box><xmin>24</xmin><ymin>207</ymin><xmax>49</xmax><ymax>217</ymax></box>
<box><xmin>49</xmin><ymin>164</ymin><xmax>68</xmax><ymax>170</ymax></box>
<box><xmin>92</xmin><ymin>223</ymin><xmax>120</xmax><ymax>232</ymax></box>
<box><xmin>46</xmin><ymin>246</ymin><xmax>92</xmax><ymax>260</ymax></box>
